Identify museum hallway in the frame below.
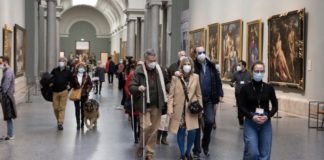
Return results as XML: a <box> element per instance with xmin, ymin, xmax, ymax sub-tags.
<box><xmin>0</xmin><ymin>80</ymin><xmax>322</xmax><ymax>160</ymax></box>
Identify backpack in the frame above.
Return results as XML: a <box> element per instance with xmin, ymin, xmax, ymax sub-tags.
<box><xmin>40</xmin><ymin>72</ymin><xmax>53</xmax><ymax>102</ymax></box>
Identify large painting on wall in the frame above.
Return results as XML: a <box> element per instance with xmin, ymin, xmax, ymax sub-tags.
<box><xmin>189</xmin><ymin>28</ymin><xmax>206</xmax><ymax>60</ymax></box>
<box><xmin>3</xmin><ymin>25</ymin><xmax>12</xmax><ymax>65</ymax></box>
<box><xmin>246</xmin><ymin>20</ymin><xmax>263</xmax><ymax>70</ymax></box>
<box><xmin>221</xmin><ymin>19</ymin><xmax>243</xmax><ymax>80</ymax></box>
<box><xmin>208</xmin><ymin>23</ymin><xmax>220</xmax><ymax>61</ymax></box>
<box><xmin>14</xmin><ymin>24</ymin><xmax>26</xmax><ymax>77</ymax></box>
<box><xmin>268</xmin><ymin>8</ymin><xmax>305</xmax><ymax>90</ymax></box>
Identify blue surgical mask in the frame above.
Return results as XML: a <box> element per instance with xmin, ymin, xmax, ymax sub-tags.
<box><xmin>253</xmin><ymin>72</ymin><xmax>264</xmax><ymax>82</ymax></box>
<box><xmin>78</xmin><ymin>68</ymin><xmax>85</xmax><ymax>73</ymax></box>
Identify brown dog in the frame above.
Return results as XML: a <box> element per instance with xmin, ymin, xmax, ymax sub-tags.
<box><xmin>83</xmin><ymin>99</ymin><xmax>99</xmax><ymax>129</ymax></box>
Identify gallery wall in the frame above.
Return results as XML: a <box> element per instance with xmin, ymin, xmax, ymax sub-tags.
<box><xmin>0</xmin><ymin>0</ymin><xmax>27</xmax><ymax>104</ymax></box>
<box><xmin>60</xmin><ymin>21</ymin><xmax>110</xmax><ymax>60</ymax></box>
<box><xmin>189</xmin><ymin>0</ymin><xmax>324</xmax><ymax>103</ymax></box>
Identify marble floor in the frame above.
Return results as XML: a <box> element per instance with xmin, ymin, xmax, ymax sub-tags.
<box><xmin>0</xmin><ymin>80</ymin><xmax>323</xmax><ymax>160</ymax></box>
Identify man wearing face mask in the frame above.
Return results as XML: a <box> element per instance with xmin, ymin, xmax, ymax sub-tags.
<box><xmin>156</xmin><ymin>50</ymin><xmax>187</xmax><ymax>145</ymax></box>
<box><xmin>192</xmin><ymin>46</ymin><xmax>223</xmax><ymax>158</ymax></box>
<box><xmin>50</xmin><ymin>57</ymin><xmax>73</xmax><ymax>130</ymax></box>
<box><xmin>230</xmin><ymin>60</ymin><xmax>251</xmax><ymax>128</ymax></box>
<box><xmin>129</xmin><ymin>49</ymin><xmax>169</xmax><ymax>160</ymax></box>
<box><xmin>0</xmin><ymin>56</ymin><xmax>17</xmax><ymax>140</ymax></box>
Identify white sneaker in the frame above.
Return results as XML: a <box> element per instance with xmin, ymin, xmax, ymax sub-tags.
<box><xmin>5</xmin><ymin>136</ymin><xmax>15</xmax><ymax>140</ymax></box>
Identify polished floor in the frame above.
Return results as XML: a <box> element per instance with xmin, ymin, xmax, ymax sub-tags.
<box><xmin>0</xmin><ymin>79</ymin><xmax>323</xmax><ymax>160</ymax></box>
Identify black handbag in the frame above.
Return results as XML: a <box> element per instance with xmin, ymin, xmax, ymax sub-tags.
<box><xmin>179</xmin><ymin>77</ymin><xmax>203</xmax><ymax>114</ymax></box>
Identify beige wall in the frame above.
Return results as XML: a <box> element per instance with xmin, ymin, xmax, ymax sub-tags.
<box><xmin>189</xmin><ymin>0</ymin><xmax>324</xmax><ymax>116</ymax></box>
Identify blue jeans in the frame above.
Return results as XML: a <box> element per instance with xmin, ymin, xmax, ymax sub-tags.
<box><xmin>7</xmin><ymin>119</ymin><xmax>14</xmax><ymax>137</ymax></box>
<box><xmin>243</xmin><ymin>118</ymin><xmax>272</xmax><ymax>160</ymax></box>
<box><xmin>177</xmin><ymin>127</ymin><xmax>196</xmax><ymax>157</ymax></box>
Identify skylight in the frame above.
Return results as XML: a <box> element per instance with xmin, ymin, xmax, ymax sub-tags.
<box><xmin>72</xmin><ymin>0</ymin><xmax>98</xmax><ymax>6</ymax></box>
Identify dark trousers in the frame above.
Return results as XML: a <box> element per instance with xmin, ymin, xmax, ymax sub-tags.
<box><xmin>235</xmin><ymin>92</ymin><xmax>244</xmax><ymax>125</ymax></box>
<box><xmin>74</xmin><ymin>96</ymin><xmax>87</xmax><ymax>127</ymax></box>
<box><xmin>157</xmin><ymin>130</ymin><xmax>168</xmax><ymax>141</ymax></box>
<box><xmin>193</xmin><ymin>101</ymin><xmax>214</xmax><ymax>154</ymax></box>
<box><xmin>95</xmin><ymin>81</ymin><xmax>102</xmax><ymax>94</ymax></box>
<box><xmin>108</xmin><ymin>73</ymin><xmax>114</xmax><ymax>83</ymax></box>
<box><xmin>131</xmin><ymin>115</ymin><xmax>140</xmax><ymax>142</ymax></box>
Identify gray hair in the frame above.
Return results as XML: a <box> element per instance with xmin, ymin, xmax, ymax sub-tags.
<box><xmin>144</xmin><ymin>48</ymin><xmax>156</xmax><ymax>57</ymax></box>
<box><xmin>58</xmin><ymin>57</ymin><xmax>67</xmax><ymax>62</ymax></box>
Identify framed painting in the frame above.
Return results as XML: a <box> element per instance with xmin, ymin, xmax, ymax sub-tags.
<box><xmin>75</xmin><ymin>40</ymin><xmax>90</xmax><ymax>62</ymax></box>
<box><xmin>3</xmin><ymin>25</ymin><xmax>13</xmax><ymax>65</ymax></box>
<box><xmin>268</xmin><ymin>8</ymin><xmax>305</xmax><ymax>90</ymax></box>
<box><xmin>221</xmin><ymin>19</ymin><xmax>243</xmax><ymax>80</ymax></box>
<box><xmin>246</xmin><ymin>20</ymin><xmax>263</xmax><ymax>70</ymax></box>
<box><xmin>189</xmin><ymin>28</ymin><xmax>206</xmax><ymax>60</ymax></box>
<box><xmin>14</xmin><ymin>24</ymin><xmax>26</xmax><ymax>77</ymax></box>
<box><xmin>208</xmin><ymin>23</ymin><xmax>220</xmax><ymax>61</ymax></box>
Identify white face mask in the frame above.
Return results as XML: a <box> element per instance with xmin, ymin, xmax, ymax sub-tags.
<box><xmin>59</xmin><ymin>62</ymin><xmax>65</xmax><ymax>67</ymax></box>
<box><xmin>183</xmin><ymin>65</ymin><xmax>191</xmax><ymax>73</ymax></box>
<box><xmin>197</xmin><ymin>53</ymin><xmax>206</xmax><ymax>62</ymax></box>
<box><xmin>236</xmin><ymin>66</ymin><xmax>242</xmax><ymax>71</ymax></box>
<box><xmin>147</xmin><ymin>62</ymin><xmax>157</xmax><ymax>69</ymax></box>
<box><xmin>215</xmin><ymin>64</ymin><xmax>220</xmax><ymax>70</ymax></box>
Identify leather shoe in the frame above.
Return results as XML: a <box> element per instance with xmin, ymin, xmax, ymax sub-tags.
<box><xmin>136</xmin><ymin>147</ymin><xmax>144</xmax><ymax>158</ymax></box>
<box><xmin>161</xmin><ymin>139</ymin><xmax>169</xmax><ymax>145</ymax></box>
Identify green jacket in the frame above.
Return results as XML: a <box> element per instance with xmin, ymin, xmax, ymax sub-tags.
<box><xmin>129</xmin><ymin>64</ymin><xmax>170</xmax><ymax>113</ymax></box>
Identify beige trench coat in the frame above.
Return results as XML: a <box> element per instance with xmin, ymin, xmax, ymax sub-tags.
<box><xmin>167</xmin><ymin>73</ymin><xmax>202</xmax><ymax>134</ymax></box>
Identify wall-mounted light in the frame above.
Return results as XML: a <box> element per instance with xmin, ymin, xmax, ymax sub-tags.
<box><xmin>81</xmin><ymin>38</ymin><xmax>85</xmax><ymax>41</ymax></box>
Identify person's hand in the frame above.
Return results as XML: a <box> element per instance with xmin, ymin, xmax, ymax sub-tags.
<box><xmin>167</xmin><ymin>111</ymin><xmax>173</xmax><ymax>117</ymax></box>
<box><xmin>138</xmin><ymin>85</ymin><xmax>146</xmax><ymax>92</ymax></box>
<box><xmin>259</xmin><ymin>115</ymin><xmax>268</xmax><ymax>124</ymax></box>
<box><xmin>174</xmin><ymin>71</ymin><xmax>183</xmax><ymax>77</ymax></box>
<box><xmin>219</xmin><ymin>97</ymin><xmax>224</xmax><ymax>103</ymax></box>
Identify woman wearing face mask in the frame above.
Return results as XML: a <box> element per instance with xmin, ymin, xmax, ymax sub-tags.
<box><xmin>71</xmin><ymin>63</ymin><xmax>93</xmax><ymax>130</ymax></box>
<box><xmin>238</xmin><ymin>61</ymin><xmax>278</xmax><ymax>160</ymax></box>
<box><xmin>168</xmin><ymin>57</ymin><xmax>202</xmax><ymax>160</ymax></box>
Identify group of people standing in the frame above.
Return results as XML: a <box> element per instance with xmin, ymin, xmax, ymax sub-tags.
<box><xmin>126</xmin><ymin>46</ymin><xmax>278</xmax><ymax>160</ymax></box>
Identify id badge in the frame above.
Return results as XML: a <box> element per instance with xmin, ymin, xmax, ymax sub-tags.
<box><xmin>240</xmin><ymin>81</ymin><xmax>245</xmax><ymax>84</ymax></box>
<box><xmin>255</xmin><ymin>108</ymin><xmax>264</xmax><ymax>115</ymax></box>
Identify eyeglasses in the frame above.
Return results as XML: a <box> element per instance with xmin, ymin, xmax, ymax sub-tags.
<box><xmin>254</xmin><ymin>70</ymin><xmax>265</xmax><ymax>73</ymax></box>
<box><xmin>197</xmin><ymin>51</ymin><xmax>206</xmax><ymax>55</ymax></box>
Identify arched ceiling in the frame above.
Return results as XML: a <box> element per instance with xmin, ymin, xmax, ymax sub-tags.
<box><xmin>60</xmin><ymin>0</ymin><xmax>127</xmax><ymax>33</ymax></box>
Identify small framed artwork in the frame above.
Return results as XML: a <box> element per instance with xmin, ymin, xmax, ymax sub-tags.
<box><xmin>189</xmin><ymin>28</ymin><xmax>206</xmax><ymax>60</ymax></box>
<box><xmin>3</xmin><ymin>25</ymin><xmax>13</xmax><ymax>65</ymax></box>
<box><xmin>221</xmin><ymin>19</ymin><xmax>243</xmax><ymax>80</ymax></box>
<box><xmin>14</xmin><ymin>24</ymin><xmax>26</xmax><ymax>77</ymax></box>
<box><xmin>246</xmin><ymin>20</ymin><xmax>263</xmax><ymax>70</ymax></box>
<box><xmin>208</xmin><ymin>23</ymin><xmax>220</xmax><ymax>61</ymax></box>
<box><xmin>268</xmin><ymin>8</ymin><xmax>306</xmax><ymax>90</ymax></box>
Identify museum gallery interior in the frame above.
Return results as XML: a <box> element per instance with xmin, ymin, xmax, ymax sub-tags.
<box><xmin>0</xmin><ymin>0</ymin><xmax>323</xmax><ymax>160</ymax></box>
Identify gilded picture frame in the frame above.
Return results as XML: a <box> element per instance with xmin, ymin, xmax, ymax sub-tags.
<box><xmin>246</xmin><ymin>20</ymin><xmax>263</xmax><ymax>70</ymax></box>
<box><xmin>189</xmin><ymin>28</ymin><xmax>206</xmax><ymax>60</ymax></box>
<box><xmin>208</xmin><ymin>23</ymin><xmax>220</xmax><ymax>61</ymax></box>
<box><xmin>221</xmin><ymin>19</ymin><xmax>243</xmax><ymax>80</ymax></box>
<box><xmin>3</xmin><ymin>26</ymin><xmax>13</xmax><ymax>64</ymax></box>
<box><xmin>14</xmin><ymin>24</ymin><xmax>26</xmax><ymax>78</ymax></box>
<box><xmin>268</xmin><ymin>8</ymin><xmax>305</xmax><ymax>90</ymax></box>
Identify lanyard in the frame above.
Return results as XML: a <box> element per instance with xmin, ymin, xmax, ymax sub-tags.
<box><xmin>252</xmin><ymin>82</ymin><xmax>263</xmax><ymax>108</ymax></box>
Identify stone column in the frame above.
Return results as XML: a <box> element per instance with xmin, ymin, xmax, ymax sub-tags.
<box><xmin>135</xmin><ymin>17</ymin><xmax>142</xmax><ymax>60</ymax></box>
<box><xmin>149</xmin><ymin>2</ymin><xmax>161</xmax><ymax>58</ymax></box>
<box><xmin>38</xmin><ymin>3</ymin><xmax>46</xmax><ymax>75</ymax></box>
<box><xmin>126</xmin><ymin>19</ymin><xmax>136</xmax><ymax>57</ymax></box>
<box><xmin>56</xmin><ymin>6</ymin><xmax>63</xmax><ymax>59</ymax></box>
<box><xmin>46</xmin><ymin>0</ymin><xmax>57</xmax><ymax>72</ymax></box>
<box><xmin>161</xmin><ymin>5</ymin><xmax>167</xmax><ymax>67</ymax></box>
<box><xmin>140</xmin><ymin>18</ymin><xmax>145</xmax><ymax>58</ymax></box>
<box><xmin>166</xmin><ymin>2</ymin><xmax>172</xmax><ymax>66</ymax></box>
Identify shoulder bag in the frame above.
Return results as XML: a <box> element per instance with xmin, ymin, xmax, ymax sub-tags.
<box><xmin>178</xmin><ymin>77</ymin><xmax>203</xmax><ymax>114</ymax></box>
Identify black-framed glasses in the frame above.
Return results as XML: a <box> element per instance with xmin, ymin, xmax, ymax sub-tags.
<box><xmin>197</xmin><ymin>51</ymin><xmax>206</xmax><ymax>55</ymax></box>
<box><xmin>254</xmin><ymin>70</ymin><xmax>265</xmax><ymax>73</ymax></box>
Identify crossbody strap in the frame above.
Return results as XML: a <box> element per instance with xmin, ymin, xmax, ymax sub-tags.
<box><xmin>178</xmin><ymin>77</ymin><xmax>189</xmax><ymax>102</ymax></box>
